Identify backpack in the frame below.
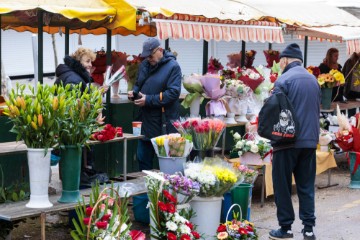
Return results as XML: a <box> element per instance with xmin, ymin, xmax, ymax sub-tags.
<box><xmin>258</xmin><ymin>90</ymin><xmax>298</xmax><ymax>144</ymax></box>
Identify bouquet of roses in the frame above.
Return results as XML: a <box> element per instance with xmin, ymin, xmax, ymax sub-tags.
<box><xmin>244</xmin><ymin>50</ymin><xmax>256</xmax><ymax>68</ymax></box>
<box><xmin>90</xmin><ymin>124</ymin><xmax>123</xmax><ymax>142</ymax></box>
<box><xmin>230</xmin><ymin>131</ymin><xmax>272</xmax><ymax>159</ymax></box>
<box><xmin>232</xmin><ymin>163</ymin><xmax>258</xmax><ymax>185</ymax></box>
<box><xmin>172</xmin><ymin>118</ymin><xmax>226</xmax><ymax>151</ymax></box>
<box><xmin>224</xmin><ymin>79</ymin><xmax>252</xmax><ymax>99</ymax></box>
<box><xmin>144</xmin><ymin>171</ymin><xmax>201</xmax><ymax>240</ymax></box>
<box><xmin>184</xmin><ymin>158</ymin><xmax>240</xmax><ymax>197</ymax></box>
<box><xmin>208</xmin><ymin>57</ymin><xmax>224</xmax><ymax>74</ymax></box>
<box><xmin>263</xmin><ymin>50</ymin><xmax>280</xmax><ymax>68</ymax></box>
<box><xmin>151</xmin><ymin>134</ymin><xmax>193</xmax><ymax>157</ymax></box>
<box><xmin>71</xmin><ymin>182</ymin><xmax>143</xmax><ymax>240</ymax></box>
<box><xmin>237</xmin><ymin>68</ymin><xmax>264</xmax><ymax>91</ymax></box>
<box><xmin>181</xmin><ymin>74</ymin><xmax>205</xmax><ymax>109</ymax></box>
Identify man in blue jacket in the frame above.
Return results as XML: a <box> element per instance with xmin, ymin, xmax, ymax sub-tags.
<box><xmin>269</xmin><ymin>43</ymin><xmax>320</xmax><ymax>240</ymax></box>
<box><xmin>128</xmin><ymin>38</ymin><xmax>182</xmax><ymax>171</ymax></box>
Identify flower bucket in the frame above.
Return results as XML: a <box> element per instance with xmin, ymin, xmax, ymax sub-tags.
<box><xmin>240</xmin><ymin>152</ymin><xmax>270</xmax><ymax>165</ymax></box>
<box><xmin>321</xmin><ymin>87</ymin><xmax>332</xmax><ymax>110</ymax></box>
<box><xmin>348</xmin><ymin>152</ymin><xmax>360</xmax><ymax>189</ymax></box>
<box><xmin>58</xmin><ymin>145</ymin><xmax>82</xmax><ymax>203</ymax></box>
<box><xmin>158</xmin><ymin>156</ymin><xmax>186</xmax><ymax>174</ymax></box>
<box><xmin>190</xmin><ymin>196</ymin><xmax>222</xmax><ymax>238</ymax></box>
<box><xmin>231</xmin><ymin>183</ymin><xmax>253</xmax><ymax>221</ymax></box>
<box><xmin>26</xmin><ymin>148</ymin><xmax>53</xmax><ymax>208</ymax></box>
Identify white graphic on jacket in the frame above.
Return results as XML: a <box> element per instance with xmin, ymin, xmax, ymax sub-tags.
<box><xmin>272</xmin><ymin>109</ymin><xmax>295</xmax><ymax>137</ymax></box>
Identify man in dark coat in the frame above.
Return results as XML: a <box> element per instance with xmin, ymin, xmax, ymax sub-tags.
<box><xmin>269</xmin><ymin>43</ymin><xmax>320</xmax><ymax>240</ymax></box>
<box><xmin>128</xmin><ymin>38</ymin><xmax>182</xmax><ymax>171</ymax></box>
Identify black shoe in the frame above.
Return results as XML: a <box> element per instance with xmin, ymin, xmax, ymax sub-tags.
<box><xmin>302</xmin><ymin>229</ymin><xmax>316</xmax><ymax>240</ymax></box>
<box><xmin>269</xmin><ymin>229</ymin><xmax>294</xmax><ymax>239</ymax></box>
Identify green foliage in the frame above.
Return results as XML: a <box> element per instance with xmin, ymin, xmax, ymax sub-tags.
<box><xmin>0</xmin><ymin>165</ymin><xmax>30</xmax><ymax>204</ymax></box>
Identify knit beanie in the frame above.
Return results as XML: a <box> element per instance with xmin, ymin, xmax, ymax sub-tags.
<box><xmin>279</xmin><ymin>43</ymin><xmax>303</xmax><ymax>62</ymax></box>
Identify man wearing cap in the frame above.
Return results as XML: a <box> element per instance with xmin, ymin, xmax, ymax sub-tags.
<box><xmin>128</xmin><ymin>38</ymin><xmax>182</xmax><ymax>171</ymax></box>
<box><xmin>269</xmin><ymin>43</ymin><xmax>320</xmax><ymax>240</ymax></box>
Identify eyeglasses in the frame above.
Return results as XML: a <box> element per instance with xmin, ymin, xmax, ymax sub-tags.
<box><xmin>148</xmin><ymin>47</ymin><xmax>160</xmax><ymax>59</ymax></box>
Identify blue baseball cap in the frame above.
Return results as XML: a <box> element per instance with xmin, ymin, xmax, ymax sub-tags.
<box><xmin>141</xmin><ymin>38</ymin><xmax>161</xmax><ymax>58</ymax></box>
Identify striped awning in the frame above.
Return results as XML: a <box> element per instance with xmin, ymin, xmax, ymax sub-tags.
<box><xmin>347</xmin><ymin>39</ymin><xmax>360</xmax><ymax>55</ymax></box>
<box><xmin>154</xmin><ymin>18</ymin><xmax>284</xmax><ymax>43</ymax></box>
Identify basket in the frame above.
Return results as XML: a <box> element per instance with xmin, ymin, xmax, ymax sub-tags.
<box><xmin>226</xmin><ymin>204</ymin><xmax>242</xmax><ymax>227</ymax></box>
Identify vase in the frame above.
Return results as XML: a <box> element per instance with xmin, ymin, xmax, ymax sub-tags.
<box><xmin>189</xmin><ymin>95</ymin><xmax>201</xmax><ymax>117</ymax></box>
<box><xmin>26</xmin><ymin>148</ymin><xmax>53</xmax><ymax>208</ymax></box>
<box><xmin>190</xmin><ymin>196</ymin><xmax>223</xmax><ymax>238</ymax></box>
<box><xmin>348</xmin><ymin>152</ymin><xmax>360</xmax><ymax>189</ymax></box>
<box><xmin>224</xmin><ymin>112</ymin><xmax>237</xmax><ymax>124</ymax></box>
<box><xmin>321</xmin><ymin>87</ymin><xmax>332</xmax><ymax>110</ymax></box>
<box><xmin>58</xmin><ymin>145</ymin><xmax>82</xmax><ymax>203</ymax></box>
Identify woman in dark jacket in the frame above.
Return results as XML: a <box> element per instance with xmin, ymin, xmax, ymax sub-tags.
<box><xmin>55</xmin><ymin>47</ymin><xmax>97</xmax><ymax>92</ymax></box>
<box><xmin>343</xmin><ymin>52</ymin><xmax>360</xmax><ymax>100</ymax></box>
<box><xmin>318</xmin><ymin>48</ymin><xmax>343</xmax><ymax>102</ymax></box>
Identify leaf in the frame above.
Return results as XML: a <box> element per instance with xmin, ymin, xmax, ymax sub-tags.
<box><xmin>70</xmin><ymin>230</ymin><xmax>82</xmax><ymax>240</ymax></box>
<box><xmin>12</xmin><ymin>192</ymin><xmax>18</xmax><ymax>202</ymax></box>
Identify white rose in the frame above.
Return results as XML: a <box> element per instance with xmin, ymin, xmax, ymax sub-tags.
<box><xmin>250</xmin><ymin>144</ymin><xmax>259</xmax><ymax>153</ymax></box>
<box><xmin>166</xmin><ymin>221</ymin><xmax>178</xmax><ymax>231</ymax></box>
<box><xmin>238</xmin><ymin>151</ymin><xmax>243</xmax><ymax>156</ymax></box>
<box><xmin>235</xmin><ymin>140</ymin><xmax>244</xmax><ymax>149</ymax></box>
<box><xmin>179</xmin><ymin>224</ymin><xmax>191</xmax><ymax>235</ymax></box>
<box><xmin>233</xmin><ymin>132</ymin><xmax>241</xmax><ymax>140</ymax></box>
<box><xmin>246</xmin><ymin>140</ymin><xmax>254</xmax><ymax>146</ymax></box>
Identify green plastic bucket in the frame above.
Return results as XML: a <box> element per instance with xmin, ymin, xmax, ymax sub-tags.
<box><xmin>231</xmin><ymin>183</ymin><xmax>252</xmax><ymax>220</ymax></box>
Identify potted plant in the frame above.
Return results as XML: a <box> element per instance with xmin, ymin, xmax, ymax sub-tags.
<box><xmin>57</xmin><ymin>84</ymin><xmax>104</xmax><ymax>203</ymax></box>
<box><xmin>3</xmin><ymin>83</ymin><xmax>67</xmax><ymax>208</ymax></box>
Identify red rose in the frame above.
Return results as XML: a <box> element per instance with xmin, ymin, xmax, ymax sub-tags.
<box><xmin>102</xmin><ymin>214</ymin><xmax>111</xmax><ymax>221</ymax></box>
<box><xmin>217</xmin><ymin>224</ymin><xmax>227</xmax><ymax>232</ymax></box>
<box><xmin>163</xmin><ymin>190</ymin><xmax>177</xmax><ymax>204</ymax></box>
<box><xmin>86</xmin><ymin>207</ymin><xmax>93</xmax><ymax>216</ymax></box>
<box><xmin>158</xmin><ymin>201</ymin><xmax>167</xmax><ymax>212</ymax></box>
<box><xmin>180</xmin><ymin>234</ymin><xmax>191</xmax><ymax>240</ymax></box>
<box><xmin>238</xmin><ymin>227</ymin><xmax>248</xmax><ymax>235</ymax></box>
<box><xmin>129</xmin><ymin>230</ymin><xmax>146</xmax><ymax>240</ymax></box>
<box><xmin>104</xmin><ymin>124</ymin><xmax>112</xmax><ymax>130</ymax></box>
<box><xmin>185</xmin><ymin>222</ymin><xmax>193</xmax><ymax>230</ymax></box>
<box><xmin>166</xmin><ymin>203</ymin><xmax>176</xmax><ymax>213</ymax></box>
<box><xmin>96</xmin><ymin>221</ymin><xmax>108</xmax><ymax>229</ymax></box>
<box><xmin>167</xmin><ymin>232</ymin><xmax>177</xmax><ymax>240</ymax></box>
<box><xmin>83</xmin><ymin>217</ymin><xmax>91</xmax><ymax>225</ymax></box>
<box><xmin>191</xmin><ymin>231</ymin><xmax>200</xmax><ymax>239</ymax></box>
<box><xmin>246</xmin><ymin>225</ymin><xmax>253</xmax><ymax>232</ymax></box>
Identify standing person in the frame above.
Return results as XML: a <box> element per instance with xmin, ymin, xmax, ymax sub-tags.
<box><xmin>269</xmin><ymin>43</ymin><xmax>320</xmax><ymax>240</ymax></box>
<box><xmin>318</xmin><ymin>48</ymin><xmax>343</xmax><ymax>102</ymax></box>
<box><xmin>343</xmin><ymin>52</ymin><xmax>360</xmax><ymax>100</ymax></box>
<box><xmin>128</xmin><ymin>38</ymin><xmax>182</xmax><ymax>171</ymax></box>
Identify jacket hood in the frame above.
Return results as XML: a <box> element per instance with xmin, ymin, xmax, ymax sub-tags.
<box><xmin>56</xmin><ymin>56</ymin><xmax>92</xmax><ymax>84</ymax></box>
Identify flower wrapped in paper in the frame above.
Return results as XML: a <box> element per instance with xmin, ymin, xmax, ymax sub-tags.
<box><xmin>151</xmin><ymin>134</ymin><xmax>193</xmax><ymax>158</ymax></box>
<box><xmin>232</xmin><ymin>163</ymin><xmax>259</xmax><ymax>185</ymax></box>
<box><xmin>208</xmin><ymin>57</ymin><xmax>224</xmax><ymax>74</ymax></box>
<box><xmin>263</xmin><ymin>49</ymin><xmax>280</xmax><ymax>68</ymax></box>
<box><xmin>181</xmin><ymin>74</ymin><xmax>205</xmax><ymax>109</ymax></box>
<box><xmin>200</xmin><ymin>74</ymin><xmax>227</xmax><ymax>116</ymax></box>
<box><xmin>104</xmin><ymin>65</ymin><xmax>127</xmax><ymax>88</ymax></box>
<box><xmin>184</xmin><ymin>158</ymin><xmax>241</xmax><ymax>197</ymax></box>
<box><xmin>244</xmin><ymin>50</ymin><xmax>256</xmax><ymax>68</ymax></box>
<box><xmin>238</xmin><ymin>68</ymin><xmax>264</xmax><ymax>92</ymax></box>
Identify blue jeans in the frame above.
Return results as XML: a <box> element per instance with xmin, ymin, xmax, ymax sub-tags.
<box><xmin>272</xmin><ymin>148</ymin><xmax>316</xmax><ymax>228</ymax></box>
<box><xmin>137</xmin><ymin>139</ymin><xmax>155</xmax><ymax>171</ymax></box>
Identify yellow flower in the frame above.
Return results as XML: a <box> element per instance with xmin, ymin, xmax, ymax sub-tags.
<box><xmin>307</xmin><ymin>69</ymin><xmax>313</xmax><ymax>74</ymax></box>
<box><xmin>353</xmin><ymin>79</ymin><xmax>360</xmax><ymax>87</ymax></box>
<box><xmin>317</xmin><ymin>77</ymin><xmax>325</xmax><ymax>86</ymax></box>
<box><xmin>155</xmin><ymin>137</ymin><xmax>165</xmax><ymax>146</ymax></box>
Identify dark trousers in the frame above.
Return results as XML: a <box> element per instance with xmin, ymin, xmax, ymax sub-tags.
<box><xmin>137</xmin><ymin>139</ymin><xmax>156</xmax><ymax>171</ymax></box>
<box><xmin>272</xmin><ymin>148</ymin><xmax>316</xmax><ymax>228</ymax></box>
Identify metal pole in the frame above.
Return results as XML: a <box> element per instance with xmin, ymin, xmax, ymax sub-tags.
<box><xmin>65</xmin><ymin>27</ymin><xmax>69</xmax><ymax>56</ymax></box>
<box><xmin>165</xmin><ymin>39</ymin><xmax>169</xmax><ymax>50</ymax></box>
<box><xmin>241</xmin><ymin>41</ymin><xmax>246</xmax><ymax>67</ymax></box>
<box><xmin>106</xmin><ymin>29</ymin><xmax>112</xmax><ymax>122</ymax></box>
<box><xmin>202</xmin><ymin>40</ymin><xmax>208</xmax><ymax>75</ymax></box>
<box><xmin>0</xmin><ymin>15</ymin><xmax>2</xmax><ymax>95</ymax></box>
<box><xmin>123</xmin><ymin>138</ymin><xmax>127</xmax><ymax>181</ymax></box>
<box><xmin>268</xmin><ymin>43</ymin><xmax>272</xmax><ymax>50</ymax></box>
<box><xmin>38</xmin><ymin>10</ymin><xmax>43</xmax><ymax>84</ymax></box>
<box><xmin>304</xmin><ymin>36</ymin><xmax>308</xmax><ymax>67</ymax></box>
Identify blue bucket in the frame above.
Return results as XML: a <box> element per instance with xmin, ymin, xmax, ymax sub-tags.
<box><xmin>132</xmin><ymin>194</ymin><xmax>150</xmax><ymax>224</ymax></box>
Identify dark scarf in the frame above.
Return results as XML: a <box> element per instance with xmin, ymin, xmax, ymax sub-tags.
<box><xmin>64</xmin><ymin>55</ymin><xmax>92</xmax><ymax>83</ymax></box>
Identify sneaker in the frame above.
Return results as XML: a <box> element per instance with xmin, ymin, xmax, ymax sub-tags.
<box><xmin>302</xmin><ymin>229</ymin><xmax>316</xmax><ymax>240</ymax></box>
<box><xmin>269</xmin><ymin>229</ymin><xmax>294</xmax><ymax>239</ymax></box>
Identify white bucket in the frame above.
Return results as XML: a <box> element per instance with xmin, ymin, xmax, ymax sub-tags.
<box><xmin>190</xmin><ymin>196</ymin><xmax>222</xmax><ymax>238</ymax></box>
<box><xmin>158</xmin><ymin>156</ymin><xmax>186</xmax><ymax>174</ymax></box>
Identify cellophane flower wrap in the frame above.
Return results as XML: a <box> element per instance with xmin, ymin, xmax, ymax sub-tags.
<box><xmin>232</xmin><ymin>163</ymin><xmax>259</xmax><ymax>185</ymax></box>
<box><xmin>230</xmin><ymin>131</ymin><xmax>272</xmax><ymax>159</ymax></box>
<box><xmin>172</xmin><ymin>118</ymin><xmax>226</xmax><ymax>151</ymax></box>
<box><xmin>181</xmin><ymin>74</ymin><xmax>205</xmax><ymax>109</ymax></box>
<box><xmin>151</xmin><ymin>133</ymin><xmax>193</xmax><ymax>157</ymax></box>
<box><xmin>144</xmin><ymin>171</ymin><xmax>201</xmax><ymax>240</ymax></box>
<box><xmin>216</xmin><ymin>217</ymin><xmax>258</xmax><ymax>240</ymax></box>
<box><xmin>71</xmin><ymin>182</ymin><xmax>139</xmax><ymax>240</ymax></box>
<box><xmin>201</xmin><ymin>74</ymin><xmax>227</xmax><ymax>116</ymax></box>
<box><xmin>125</xmin><ymin>54</ymin><xmax>142</xmax><ymax>91</ymax></box>
<box><xmin>184</xmin><ymin>158</ymin><xmax>240</xmax><ymax>197</ymax></box>
<box><xmin>263</xmin><ymin>49</ymin><xmax>280</xmax><ymax>68</ymax></box>
<box><xmin>164</xmin><ymin>173</ymin><xmax>201</xmax><ymax>204</ymax></box>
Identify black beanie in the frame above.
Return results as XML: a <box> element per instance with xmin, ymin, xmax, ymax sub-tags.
<box><xmin>279</xmin><ymin>43</ymin><xmax>303</xmax><ymax>62</ymax></box>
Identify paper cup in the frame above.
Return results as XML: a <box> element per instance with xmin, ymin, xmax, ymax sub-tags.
<box><xmin>132</xmin><ymin>121</ymin><xmax>142</xmax><ymax>136</ymax></box>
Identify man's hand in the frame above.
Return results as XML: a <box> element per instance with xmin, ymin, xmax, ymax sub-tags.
<box><xmin>134</xmin><ymin>92</ymin><xmax>146</xmax><ymax>107</ymax></box>
<box><xmin>128</xmin><ymin>91</ymin><xmax>134</xmax><ymax>101</ymax></box>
